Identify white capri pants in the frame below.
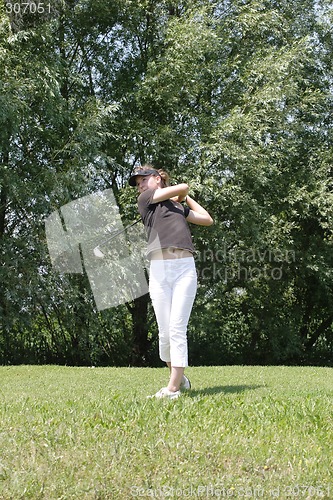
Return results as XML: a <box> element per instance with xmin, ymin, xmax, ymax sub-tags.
<box><xmin>149</xmin><ymin>257</ymin><xmax>197</xmax><ymax>367</ymax></box>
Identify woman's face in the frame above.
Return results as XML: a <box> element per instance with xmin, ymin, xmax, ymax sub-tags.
<box><xmin>136</xmin><ymin>174</ymin><xmax>161</xmax><ymax>193</ymax></box>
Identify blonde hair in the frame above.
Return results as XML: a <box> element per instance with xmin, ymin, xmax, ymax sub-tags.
<box><xmin>135</xmin><ymin>164</ymin><xmax>170</xmax><ymax>187</ymax></box>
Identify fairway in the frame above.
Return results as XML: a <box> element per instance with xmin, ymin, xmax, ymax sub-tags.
<box><xmin>0</xmin><ymin>365</ymin><xmax>332</xmax><ymax>499</ymax></box>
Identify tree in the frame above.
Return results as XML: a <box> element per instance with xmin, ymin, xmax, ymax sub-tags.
<box><xmin>130</xmin><ymin>0</ymin><xmax>333</xmax><ymax>363</ymax></box>
<box><xmin>191</xmin><ymin>0</ymin><xmax>333</xmax><ymax>363</ymax></box>
<box><xmin>1</xmin><ymin>0</ymin><xmax>332</xmax><ymax>366</ymax></box>
<box><xmin>0</xmin><ymin>1</ymin><xmax>128</xmax><ymax>364</ymax></box>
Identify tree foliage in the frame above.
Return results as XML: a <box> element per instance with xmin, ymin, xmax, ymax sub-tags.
<box><xmin>0</xmin><ymin>0</ymin><xmax>332</xmax><ymax>366</ymax></box>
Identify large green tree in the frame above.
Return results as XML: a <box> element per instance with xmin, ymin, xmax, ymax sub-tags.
<box><xmin>0</xmin><ymin>1</ymin><xmax>128</xmax><ymax>364</ymax></box>
<box><xmin>122</xmin><ymin>0</ymin><xmax>333</xmax><ymax>364</ymax></box>
<box><xmin>0</xmin><ymin>0</ymin><xmax>332</xmax><ymax>366</ymax></box>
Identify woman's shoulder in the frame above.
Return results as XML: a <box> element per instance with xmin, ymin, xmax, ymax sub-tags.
<box><xmin>138</xmin><ymin>189</ymin><xmax>156</xmax><ymax>206</ymax></box>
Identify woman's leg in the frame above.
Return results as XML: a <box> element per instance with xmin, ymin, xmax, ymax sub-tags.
<box><xmin>149</xmin><ymin>258</ymin><xmax>197</xmax><ymax>395</ymax></box>
<box><xmin>167</xmin><ymin>364</ymin><xmax>185</xmax><ymax>392</ymax></box>
<box><xmin>167</xmin><ymin>258</ymin><xmax>197</xmax><ymax>391</ymax></box>
<box><xmin>149</xmin><ymin>260</ymin><xmax>172</xmax><ymax>364</ymax></box>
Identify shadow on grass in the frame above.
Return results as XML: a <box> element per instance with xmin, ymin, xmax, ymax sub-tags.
<box><xmin>188</xmin><ymin>385</ymin><xmax>262</xmax><ymax>397</ymax></box>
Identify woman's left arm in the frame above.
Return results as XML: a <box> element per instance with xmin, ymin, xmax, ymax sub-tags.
<box><xmin>185</xmin><ymin>195</ymin><xmax>214</xmax><ymax>226</ymax></box>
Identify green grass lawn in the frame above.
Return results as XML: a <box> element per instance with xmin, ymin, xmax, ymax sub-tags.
<box><xmin>0</xmin><ymin>365</ymin><xmax>332</xmax><ymax>499</ymax></box>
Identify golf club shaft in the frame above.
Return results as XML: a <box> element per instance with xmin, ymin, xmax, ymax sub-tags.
<box><xmin>94</xmin><ymin>218</ymin><xmax>141</xmax><ymax>250</ymax></box>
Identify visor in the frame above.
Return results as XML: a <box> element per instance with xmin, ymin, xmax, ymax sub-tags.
<box><xmin>128</xmin><ymin>169</ymin><xmax>159</xmax><ymax>186</ymax></box>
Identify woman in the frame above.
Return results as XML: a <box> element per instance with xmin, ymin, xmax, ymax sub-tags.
<box><xmin>129</xmin><ymin>165</ymin><xmax>213</xmax><ymax>399</ymax></box>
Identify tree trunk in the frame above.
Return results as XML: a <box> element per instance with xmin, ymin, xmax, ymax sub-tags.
<box><xmin>130</xmin><ymin>294</ymin><xmax>150</xmax><ymax>366</ymax></box>
<box><xmin>0</xmin><ymin>152</ymin><xmax>9</xmax><ymax>362</ymax></box>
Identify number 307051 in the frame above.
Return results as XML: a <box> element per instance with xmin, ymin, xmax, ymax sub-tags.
<box><xmin>6</xmin><ymin>2</ymin><xmax>52</xmax><ymax>14</ymax></box>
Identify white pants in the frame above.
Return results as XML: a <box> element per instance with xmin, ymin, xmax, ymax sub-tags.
<box><xmin>149</xmin><ymin>257</ymin><xmax>197</xmax><ymax>367</ymax></box>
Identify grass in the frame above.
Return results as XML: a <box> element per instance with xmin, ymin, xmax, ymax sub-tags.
<box><xmin>0</xmin><ymin>365</ymin><xmax>332</xmax><ymax>499</ymax></box>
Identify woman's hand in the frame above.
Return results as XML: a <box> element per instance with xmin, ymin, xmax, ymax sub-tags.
<box><xmin>170</xmin><ymin>195</ymin><xmax>187</xmax><ymax>203</ymax></box>
<box><xmin>152</xmin><ymin>183</ymin><xmax>189</xmax><ymax>203</ymax></box>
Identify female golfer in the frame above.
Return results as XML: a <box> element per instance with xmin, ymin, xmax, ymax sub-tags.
<box><xmin>129</xmin><ymin>165</ymin><xmax>213</xmax><ymax>399</ymax></box>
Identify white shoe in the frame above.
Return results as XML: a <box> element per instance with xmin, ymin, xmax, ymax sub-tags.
<box><xmin>147</xmin><ymin>387</ymin><xmax>181</xmax><ymax>400</ymax></box>
<box><xmin>180</xmin><ymin>375</ymin><xmax>191</xmax><ymax>391</ymax></box>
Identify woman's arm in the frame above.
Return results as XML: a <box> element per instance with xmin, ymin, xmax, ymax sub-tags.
<box><xmin>150</xmin><ymin>183</ymin><xmax>213</xmax><ymax>226</ymax></box>
<box><xmin>185</xmin><ymin>195</ymin><xmax>214</xmax><ymax>226</ymax></box>
<box><xmin>151</xmin><ymin>183</ymin><xmax>189</xmax><ymax>203</ymax></box>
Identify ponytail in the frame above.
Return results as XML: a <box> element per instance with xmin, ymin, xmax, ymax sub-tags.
<box><xmin>137</xmin><ymin>164</ymin><xmax>170</xmax><ymax>187</ymax></box>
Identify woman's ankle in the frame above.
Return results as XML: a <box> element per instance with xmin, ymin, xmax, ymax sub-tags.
<box><xmin>167</xmin><ymin>383</ymin><xmax>180</xmax><ymax>392</ymax></box>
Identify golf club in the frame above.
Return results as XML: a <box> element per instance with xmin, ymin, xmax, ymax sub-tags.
<box><xmin>93</xmin><ymin>218</ymin><xmax>141</xmax><ymax>258</ymax></box>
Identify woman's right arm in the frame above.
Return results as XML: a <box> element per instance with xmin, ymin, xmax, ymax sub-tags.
<box><xmin>151</xmin><ymin>184</ymin><xmax>189</xmax><ymax>203</ymax></box>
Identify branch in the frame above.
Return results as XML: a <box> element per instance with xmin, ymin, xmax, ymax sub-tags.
<box><xmin>304</xmin><ymin>316</ymin><xmax>333</xmax><ymax>351</ymax></box>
